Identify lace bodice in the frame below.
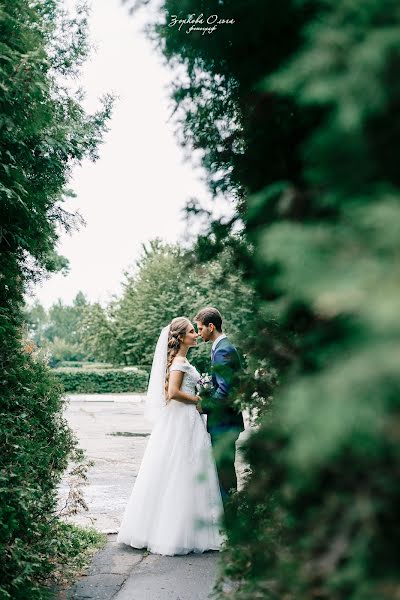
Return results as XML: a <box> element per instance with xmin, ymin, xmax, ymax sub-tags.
<box><xmin>169</xmin><ymin>361</ymin><xmax>200</xmax><ymax>395</ymax></box>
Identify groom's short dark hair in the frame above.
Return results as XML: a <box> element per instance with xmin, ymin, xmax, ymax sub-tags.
<box><xmin>194</xmin><ymin>307</ymin><xmax>223</xmax><ymax>332</ymax></box>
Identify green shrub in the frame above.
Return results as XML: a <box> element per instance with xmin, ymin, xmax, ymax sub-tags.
<box><xmin>47</xmin><ymin>337</ymin><xmax>87</xmax><ymax>366</ymax></box>
<box><xmin>53</xmin><ymin>368</ymin><xmax>149</xmax><ymax>393</ymax></box>
<box><xmin>47</xmin><ymin>523</ymin><xmax>106</xmax><ymax>592</ymax></box>
<box><xmin>55</xmin><ymin>361</ymin><xmax>115</xmax><ymax>369</ymax></box>
<box><xmin>0</xmin><ymin>347</ymin><xmax>85</xmax><ymax>600</ymax></box>
<box><xmin>0</xmin><ymin>0</ymin><xmax>112</xmax><ymax>594</ymax></box>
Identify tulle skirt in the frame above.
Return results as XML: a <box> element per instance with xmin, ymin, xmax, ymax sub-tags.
<box><xmin>117</xmin><ymin>400</ymin><xmax>223</xmax><ymax>556</ymax></box>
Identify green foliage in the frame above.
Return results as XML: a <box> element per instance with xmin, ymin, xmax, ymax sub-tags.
<box><xmin>46</xmin><ymin>523</ymin><xmax>106</xmax><ymax>590</ymax></box>
<box><xmin>24</xmin><ymin>293</ymin><xmax>92</xmax><ymax>365</ymax></box>
<box><xmin>0</xmin><ymin>0</ymin><xmax>113</xmax><ymax>270</ymax></box>
<box><xmin>144</xmin><ymin>0</ymin><xmax>400</xmax><ymax>598</ymax></box>
<box><xmin>46</xmin><ymin>293</ymin><xmax>88</xmax><ymax>345</ymax></box>
<box><xmin>0</xmin><ymin>350</ymin><xmax>84</xmax><ymax>599</ymax></box>
<box><xmin>53</xmin><ymin>367</ymin><xmax>149</xmax><ymax>394</ymax></box>
<box><xmin>23</xmin><ymin>300</ymin><xmax>48</xmax><ymax>347</ymax></box>
<box><xmin>114</xmin><ymin>240</ymin><xmax>201</xmax><ymax>365</ymax></box>
<box><xmin>0</xmin><ymin>0</ymin><xmax>112</xmax><ymax>595</ymax></box>
<box><xmin>55</xmin><ymin>361</ymin><xmax>114</xmax><ymax>369</ymax></box>
<box><xmin>78</xmin><ymin>301</ymin><xmax>123</xmax><ymax>365</ymax></box>
<box><xmin>46</xmin><ymin>336</ymin><xmax>86</xmax><ymax>365</ymax></box>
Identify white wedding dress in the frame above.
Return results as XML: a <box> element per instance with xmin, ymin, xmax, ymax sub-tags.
<box><xmin>117</xmin><ymin>360</ymin><xmax>223</xmax><ymax>556</ymax></box>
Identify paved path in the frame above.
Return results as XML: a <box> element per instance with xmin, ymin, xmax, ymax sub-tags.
<box><xmin>60</xmin><ymin>394</ymin><xmax>249</xmax><ymax>599</ymax></box>
<box><xmin>62</xmin><ymin>535</ymin><xmax>219</xmax><ymax>600</ymax></box>
<box><xmin>59</xmin><ymin>395</ymin><xmax>151</xmax><ymax>532</ymax></box>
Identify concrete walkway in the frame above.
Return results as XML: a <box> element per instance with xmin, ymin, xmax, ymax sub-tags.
<box><xmin>59</xmin><ymin>394</ymin><xmax>249</xmax><ymax>599</ymax></box>
<box><xmin>59</xmin><ymin>395</ymin><xmax>151</xmax><ymax>532</ymax></box>
<box><xmin>63</xmin><ymin>535</ymin><xmax>219</xmax><ymax>600</ymax></box>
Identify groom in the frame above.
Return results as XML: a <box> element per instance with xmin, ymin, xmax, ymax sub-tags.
<box><xmin>194</xmin><ymin>307</ymin><xmax>244</xmax><ymax>499</ymax></box>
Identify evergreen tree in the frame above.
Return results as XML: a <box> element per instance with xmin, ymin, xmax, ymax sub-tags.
<box><xmin>0</xmin><ymin>0</ymin><xmax>112</xmax><ymax>595</ymax></box>
<box><xmin>140</xmin><ymin>0</ymin><xmax>400</xmax><ymax>597</ymax></box>
<box><xmin>79</xmin><ymin>301</ymin><xmax>122</xmax><ymax>364</ymax></box>
<box><xmin>23</xmin><ymin>300</ymin><xmax>48</xmax><ymax>347</ymax></box>
<box><xmin>25</xmin><ymin>293</ymin><xmax>91</xmax><ymax>363</ymax></box>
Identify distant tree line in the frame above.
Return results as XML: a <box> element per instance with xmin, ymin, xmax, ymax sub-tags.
<box><xmin>26</xmin><ymin>239</ymin><xmax>259</xmax><ymax>377</ymax></box>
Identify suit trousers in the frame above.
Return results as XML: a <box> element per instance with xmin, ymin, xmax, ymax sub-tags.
<box><xmin>209</xmin><ymin>425</ymin><xmax>242</xmax><ymax>501</ymax></box>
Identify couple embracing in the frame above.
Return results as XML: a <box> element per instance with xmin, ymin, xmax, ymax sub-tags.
<box><xmin>117</xmin><ymin>307</ymin><xmax>244</xmax><ymax>556</ymax></box>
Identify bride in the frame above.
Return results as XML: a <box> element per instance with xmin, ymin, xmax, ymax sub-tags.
<box><xmin>117</xmin><ymin>317</ymin><xmax>223</xmax><ymax>556</ymax></box>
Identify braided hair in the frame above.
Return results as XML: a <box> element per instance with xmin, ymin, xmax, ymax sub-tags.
<box><xmin>165</xmin><ymin>317</ymin><xmax>191</xmax><ymax>398</ymax></box>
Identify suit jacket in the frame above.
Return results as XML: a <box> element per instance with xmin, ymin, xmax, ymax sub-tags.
<box><xmin>204</xmin><ymin>336</ymin><xmax>244</xmax><ymax>430</ymax></box>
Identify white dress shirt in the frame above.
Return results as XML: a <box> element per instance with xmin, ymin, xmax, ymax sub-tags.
<box><xmin>211</xmin><ymin>333</ymin><xmax>227</xmax><ymax>357</ymax></box>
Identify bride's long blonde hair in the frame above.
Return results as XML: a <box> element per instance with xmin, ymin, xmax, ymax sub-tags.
<box><xmin>165</xmin><ymin>317</ymin><xmax>191</xmax><ymax>396</ymax></box>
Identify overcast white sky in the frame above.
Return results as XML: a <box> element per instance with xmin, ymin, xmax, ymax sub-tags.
<box><xmin>28</xmin><ymin>0</ymin><xmax>214</xmax><ymax>309</ymax></box>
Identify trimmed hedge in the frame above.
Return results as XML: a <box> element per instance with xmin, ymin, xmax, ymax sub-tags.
<box><xmin>53</xmin><ymin>368</ymin><xmax>149</xmax><ymax>394</ymax></box>
<box><xmin>55</xmin><ymin>361</ymin><xmax>115</xmax><ymax>369</ymax></box>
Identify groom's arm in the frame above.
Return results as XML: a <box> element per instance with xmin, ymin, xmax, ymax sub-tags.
<box><xmin>200</xmin><ymin>347</ymin><xmax>239</xmax><ymax>415</ymax></box>
<box><xmin>211</xmin><ymin>347</ymin><xmax>236</xmax><ymax>404</ymax></box>
<box><xmin>198</xmin><ymin>348</ymin><xmax>233</xmax><ymax>415</ymax></box>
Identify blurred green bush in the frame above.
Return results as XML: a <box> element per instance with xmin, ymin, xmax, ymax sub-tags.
<box><xmin>149</xmin><ymin>0</ymin><xmax>400</xmax><ymax>598</ymax></box>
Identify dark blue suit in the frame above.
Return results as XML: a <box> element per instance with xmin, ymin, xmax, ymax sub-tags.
<box><xmin>209</xmin><ymin>336</ymin><xmax>244</xmax><ymax>430</ymax></box>
<box><xmin>205</xmin><ymin>336</ymin><xmax>244</xmax><ymax>498</ymax></box>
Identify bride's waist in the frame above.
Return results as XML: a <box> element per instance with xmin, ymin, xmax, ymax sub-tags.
<box><xmin>167</xmin><ymin>399</ymin><xmax>196</xmax><ymax>410</ymax></box>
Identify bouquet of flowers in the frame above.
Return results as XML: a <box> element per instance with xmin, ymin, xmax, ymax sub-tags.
<box><xmin>196</xmin><ymin>372</ymin><xmax>213</xmax><ymax>397</ymax></box>
<box><xmin>196</xmin><ymin>373</ymin><xmax>213</xmax><ymax>427</ymax></box>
